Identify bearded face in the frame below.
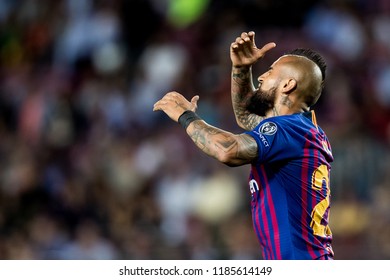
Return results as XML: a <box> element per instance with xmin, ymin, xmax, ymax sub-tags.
<box><xmin>247</xmin><ymin>86</ymin><xmax>277</xmax><ymax>116</ymax></box>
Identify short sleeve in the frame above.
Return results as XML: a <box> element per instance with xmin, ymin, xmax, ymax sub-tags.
<box><xmin>245</xmin><ymin>119</ymin><xmax>300</xmax><ymax>164</ymax></box>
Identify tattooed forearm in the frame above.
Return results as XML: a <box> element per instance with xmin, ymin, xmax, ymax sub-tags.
<box><xmin>187</xmin><ymin>120</ymin><xmax>258</xmax><ymax>166</ymax></box>
<box><xmin>231</xmin><ymin>66</ymin><xmax>253</xmax><ymax>99</ymax></box>
<box><xmin>239</xmin><ymin>114</ymin><xmax>263</xmax><ymax>131</ymax></box>
<box><xmin>232</xmin><ymin>91</ymin><xmax>264</xmax><ymax>130</ymax></box>
<box><xmin>232</xmin><ymin>71</ymin><xmax>251</xmax><ymax>87</ymax></box>
<box><xmin>231</xmin><ymin>66</ymin><xmax>262</xmax><ymax>130</ymax></box>
<box><xmin>190</xmin><ymin>124</ymin><xmax>236</xmax><ymax>155</ymax></box>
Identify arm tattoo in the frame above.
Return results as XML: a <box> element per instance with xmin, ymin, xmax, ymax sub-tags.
<box><xmin>188</xmin><ymin>121</ymin><xmax>258</xmax><ymax>166</ymax></box>
<box><xmin>231</xmin><ymin>67</ymin><xmax>263</xmax><ymax>130</ymax></box>
<box><xmin>233</xmin><ymin>92</ymin><xmax>264</xmax><ymax>130</ymax></box>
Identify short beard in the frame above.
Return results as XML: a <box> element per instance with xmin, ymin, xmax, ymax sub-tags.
<box><xmin>247</xmin><ymin>87</ymin><xmax>276</xmax><ymax>116</ymax></box>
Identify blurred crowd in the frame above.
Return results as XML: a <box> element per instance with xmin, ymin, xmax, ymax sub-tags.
<box><xmin>0</xmin><ymin>0</ymin><xmax>389</xmax><ymax>260</ymax></box>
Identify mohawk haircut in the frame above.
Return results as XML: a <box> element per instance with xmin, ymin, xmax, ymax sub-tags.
<box><xmin>285</xmin><ymin>48</ymin><xmax>327</xmax><ymax>81</ymax></box>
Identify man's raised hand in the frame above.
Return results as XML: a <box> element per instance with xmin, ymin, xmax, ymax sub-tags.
<box><xmin>230</xmin><ymin>31</ymin><xmax>276</xmax><ymax>67</ymax></box>
<box><xmin>153</xmin><ymin>91</ymin><xmax>199</xmax><ymax>122</ymax></box>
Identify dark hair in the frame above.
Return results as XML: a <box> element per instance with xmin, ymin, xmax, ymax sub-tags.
<box><xmin>285</xmin><ymin>48</ymin><xmax>327</xmax><ymax>81</ymax></box>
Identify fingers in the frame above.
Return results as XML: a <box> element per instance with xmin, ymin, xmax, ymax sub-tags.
<box><xmin>191</xmin><ymin>95</ymin><xmax>199</xmax><ymax>103</ymax></box>
<box><xmin>153</xmin><ymin>100</ymin><xmax>163</xmax><ymax>111</ymax></box>
<box><xmin>153</xmin><ymin>91</ymin><xmax>178</xmax><ymax>111</ymax></box>
<box><xmin>190</xmin><ymin>95</ymin><xmax>199</xmax><ymax>111</ymax></box>
<box><xmin>231</xmin><ymin>31</ymin><xmax>255</xmax><ymax>52</ymax></box>
<box><xmin>231</xmin><ymin>31</ymin><xmax>276</xmax><ymax>54</ymax></box>
<box><xmin>260</xmin><ymin>42</ymin><xmax>277</xmax><ymax>53</ymax></box>
<box><xmin>153</xmin><ymin>91</ymin><xmax>196</xmax><ymax>112</ymax></box>
<box><xmin>248</xmin><ymin>31</ymin><xmax>255</xmax><ymax>40</ymax></box>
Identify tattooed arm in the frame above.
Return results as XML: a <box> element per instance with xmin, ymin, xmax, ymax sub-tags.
<box><xmin>231</xmin><ymin>65</ymin><xmax>263</xmax><ymax>130</ymax></box>
<box><xmin>230</xmin><ymin>31</ymin><xmax>276</xmax><ymax>130</ymax></box>
<box><xmin>153</xmin><ymin>91</ymin><xmax>258</xmax><ymax>166</ymax></box>
<box><xmin>186</xmin><ymin>120</ymin><xmax>258</xmax><ymax>166</ymax></box>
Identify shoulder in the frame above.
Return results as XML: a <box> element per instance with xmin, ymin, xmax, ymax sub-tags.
<box><xmin>254</xmin><ymin>114</ymin><xmax>302</xmax><ymax>134</ymax></box>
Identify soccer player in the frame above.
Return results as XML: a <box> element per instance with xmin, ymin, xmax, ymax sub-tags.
<box><xmin>153</xmin><ymin>31</ymin><xmax>334</xmax><ymax>260</ymax></box>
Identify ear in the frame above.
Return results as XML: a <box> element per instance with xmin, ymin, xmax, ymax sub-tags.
<box><xmin>281</xmin><ymin>78</ymin><xmax>297</xmax><ymax>94</ymax></box>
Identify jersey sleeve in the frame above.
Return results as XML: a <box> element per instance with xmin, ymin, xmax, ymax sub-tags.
<box><xmin>245</xmin><ymin>119</ymin><xmax>300</xmax><ymax>164</ymax></box>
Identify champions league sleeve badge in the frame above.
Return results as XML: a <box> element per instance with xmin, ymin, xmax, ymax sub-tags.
<box><xmin>259</xmin><ymin>122</ymin><xmax>277</xmax><ymax>135</ymax></box>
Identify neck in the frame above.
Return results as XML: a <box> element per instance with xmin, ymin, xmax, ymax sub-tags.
<box><xmin>265</xmin><ymin>106</ymin><xmax>280</xmax><ymax>118</ymax></box>
<box><xmin>272</xmin><ymin>107</ymin><xmax>279</xmax><ymax>117</ymax></box>
<box><xmin>265</xmin><ymin>104</ymin><xmax>309</xmax><ymax>118</ymax></box>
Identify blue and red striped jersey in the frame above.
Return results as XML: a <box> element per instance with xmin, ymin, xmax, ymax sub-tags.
<box><xmin>245</xmin><ymin>111</ymin><xmax>334</xmax><ymax>260</ymax></box>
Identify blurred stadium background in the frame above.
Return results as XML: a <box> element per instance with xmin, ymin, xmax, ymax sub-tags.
<box><xmin>0</xmin><ymin>0</ymin><xmax>389</xmax><ymax>260</ymax></box>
